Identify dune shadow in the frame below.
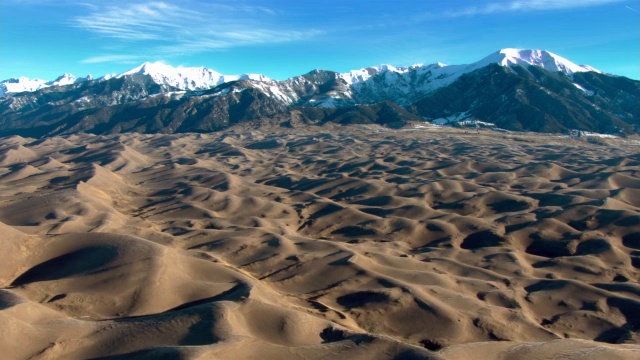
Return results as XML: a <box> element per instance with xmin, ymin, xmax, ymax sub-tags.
<box><xmin>166</xmin><ymin>282</ymin><xmax>250</xmax><ymax>313</ymax></box>
<box><xmin>0</xmin><ymin>290</ymin><xmax>22</xmax><ymax>310</ymax></box>
<box><xmin>488</xmin><ymin>199</ymin><xmax>531</xmax><ymax>213</ymax></box>
<box><xmin>622</xmin><ymin>233</ymin><xmax>640</xmax><ymax>250</ymax></box>
<box><xmin>11</xmin><ymin>245</ymin><xmax>119</xmax><ymax>286</ymax></box>
<box><xmin>524</xmin><ymin>280</ymin><xmax>569</xmax><ymax>293</ymax></box>
<box><xmin>575</xmin><ymin>239</ymin><xmax>612</xmax><ymax>255</ymax></box>
<box><xmin>336</xmin><ymin>291</ymin><xmax>389</xmax><ymax>309</ymax></box>
<box><xmin>90</xmin><ymin>347</ymin><xmax>185</xmax><ymax>360</ymax></box>
<box><xmin>461</xmin><ymin>230</ymin><xmax>506</xmax><ymax>250</ymax></box>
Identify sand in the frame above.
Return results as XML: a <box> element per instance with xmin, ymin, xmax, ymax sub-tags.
<box><xmin>0</xmin><ymin>124</ymin><xmax>639</xmax><ymax>359</ymax></box>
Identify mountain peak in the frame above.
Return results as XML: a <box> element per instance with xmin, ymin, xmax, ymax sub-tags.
<box><xmin>116</xmin><ymin>62</ymin><xmax>270</xmax><ymax>91</ymax></box>
<box><xmin>120</xmin><ymin>61</ymin><xmax>176</xmax><ymax>77</ymax></box>
<box><xmin>0</xmin><ymin>49</ymin><xmax>610</xmax><ymax>99</ymax></box>
<box><xmin>339</xmin><ymin>64</ymin><xmax>415</xmax><ymax>85</ymax></box>
<box><xmin>1</xmin><ymin>49</ymin><xmax>637</xmax><ymax>137</ymax></box>
<box><xmin>0</xmin><ymin>76</ymin><xmax>48</xmax><ymax>97</ymax></box>
<box><xmin>50</xmin><ymin>73</ymin><xmax>77</xmax><ymax>86</ymax></box>
<box><xmin>474</xmin><ymin>48</ymin><xmax>601</xmax><ymax>76</ymax></box>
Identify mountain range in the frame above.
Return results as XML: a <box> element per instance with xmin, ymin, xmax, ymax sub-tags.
<box><xmin>1</xmin><ymin>49</ymin><xmax>638</xmax><ymax>137</ymax></box>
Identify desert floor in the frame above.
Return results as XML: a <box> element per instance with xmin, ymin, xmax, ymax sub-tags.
<box><xmin>1</xmin><ymin>124</ymin><xmax>639</xmax><ymax>359</ymax></box>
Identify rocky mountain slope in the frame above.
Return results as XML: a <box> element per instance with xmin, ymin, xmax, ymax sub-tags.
<box><xmin>0</xmin><ymin>49</ymin><xmax>638</xmax><ymax>137</ymax></box>
<box><xmin>415</xmin><ymin>64</ymin><xmax>639</xmax><ymax>134</ymax></box>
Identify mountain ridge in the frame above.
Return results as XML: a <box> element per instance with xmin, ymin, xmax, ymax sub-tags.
<box><xmin>1</xmin><ymin>49</ymin><xmax>637</xmax><ymax>138</ymax></box>
<box><xmin>1</xmin><ymin>48</ymin><xmax>605</xmax><ymax>98</ymax></box>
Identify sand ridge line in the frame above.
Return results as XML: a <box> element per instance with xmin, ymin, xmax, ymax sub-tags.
<box><xmin>0</xmin><ymin>127</ymin><xmax>639</xmax><ymax>359</ymax></box>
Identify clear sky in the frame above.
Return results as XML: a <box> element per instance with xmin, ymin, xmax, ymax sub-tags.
<box><xmin>1</xmin><ymin>0</ymin><xmax>639</xmax><ymax>81</ymax></box>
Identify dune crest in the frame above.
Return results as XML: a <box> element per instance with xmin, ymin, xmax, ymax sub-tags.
<box><xmin>1</xmin><ymin>126</ymin><xmax>639</xmax><ymax>359</ymax></box>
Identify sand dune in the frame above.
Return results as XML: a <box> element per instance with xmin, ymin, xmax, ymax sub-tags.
<box><xmin>0</xmin><ymin>125</ymin><xmax>639</xmax><ymax>359</ymax></box>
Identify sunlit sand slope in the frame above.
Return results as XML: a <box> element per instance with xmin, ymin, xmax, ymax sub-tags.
<box><xmin>1</xmin><ymin>126</ymin><xmax>639</xmax><ymax>359</ymax></box>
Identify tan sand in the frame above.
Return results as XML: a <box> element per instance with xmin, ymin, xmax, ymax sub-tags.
<box><xmin>0</xmin><ymin>125</ymin><xmax>639</xmax><ymax>359</ymax></box>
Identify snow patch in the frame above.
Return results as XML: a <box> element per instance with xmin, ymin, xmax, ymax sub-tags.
<box><xmin>458</xmin><ymin>120</ymin><xmax>496</xmax><ymax>127</ymax></box>
<box><xmin>573</xmin><ymin>83</ymin><xmax>595</xmax><ymax>96</ymax></box>
<box><xmin>431</xmin><ymin>112</ymin><xmax>472</xmax><ymax>125</ymax></box>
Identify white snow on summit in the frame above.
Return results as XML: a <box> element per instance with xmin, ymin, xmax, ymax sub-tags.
<box><xmin>1</xmin><ymin>49</ymin><xmax>604</xmax><ymax>100</ymax></box>
<box><xmin>340</xmin><ymin>65</ymin><xmax>411</xmax><ymax>84</ymax></box>
<box><xmin>0</xmin><ymin>74</ymin><xmax>92</xmax><ymax>97</ymax></box>
<box><xmin>0</xmin><ymin>77</ymin><xmax>48</xmax><ymax>97</ymax></box>
<box><xmin>117</xmin><ymin>61</ymin><xmax>271</xmax><ymax>91</ymax></box>
<box><xmin>326</xmin><ymin>49</ymin><xmax>602</xmax><ymax>107</ymax></box>
<box><xmin>50</xmin><ymin>73</ymin><xmax>78</xmax><ymax>86</ymax></box>
<box><xmin>471</xmin><ymin>48</ymin><xmax>601</xmax><ymax>76</ymax></box>
<box><xmin>339</xmin><ymin>64</ymin><xmax>431</xmax><ymax>85</ymax></box>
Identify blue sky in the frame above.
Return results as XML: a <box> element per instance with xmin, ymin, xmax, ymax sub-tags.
<box><xmin>1</xmin><ymin>0</ymin><xmax>638</xmax><ymax>81</ymax></box>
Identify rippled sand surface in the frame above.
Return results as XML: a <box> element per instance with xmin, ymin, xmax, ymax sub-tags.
<box><xmin>1</xmin><ymin>125</ymin><xmax>639</xmax><ymax>359</ymax></box>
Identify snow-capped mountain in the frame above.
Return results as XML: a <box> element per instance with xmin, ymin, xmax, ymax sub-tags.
<box><xmin>0</xmin><ymin>74</ymin><xmax>92</xmax><ymax>98</ymax></box>
<box><xmin>0</xmin><ymin>48</ymin><xmax>600</xmax><ymax>100</ymax></box>
<box><xmin>327</xmin><ymin>48</ymin><xmax>603</xmax><ymax>106</ymax></box>
<box><xmin>50</xmin><ymin>73</ymin><xmax>80</xmax><ymax>86</ymax></box>
<box><xmin>471</xmin><ymin>48</ymin><xmax>601</xmax><ymax>76</ymax></box>
<box><xmin>0</xmin><ymin>77</ymin><xmax>48</xmax><ymax>98</ymax></box>
<box><xmin>116</xmin><ymin>61</ymin><xmax>271</xmax><ymax>91</ymax></box>
<box><xmin>241</xmin><ymin>48</ymin><xmax>604</xmax><ymax>108</ymax></box>
<box><xmin>1</xmin><ymin>49</ymin><xmax>636</xmax><ymax>138</ymax></box>
<box><xmin>0</xmin><ymin>62</ymin><xmax>270</xmax><ymax>98</ymax></box>
<box><xmin>339</xmin><ymin>64</ymin><xmax>423</xmax><ymax>85</ymax></box>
